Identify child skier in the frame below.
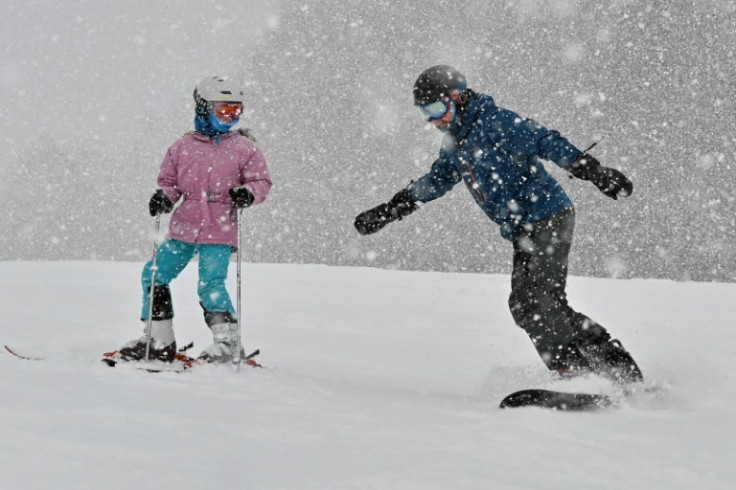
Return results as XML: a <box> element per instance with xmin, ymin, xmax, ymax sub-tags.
<box><xmin>116</xmin><ymin>76</ymin><xmax>272</xmax><ymax>364</ymax></box>
<box><xmin>355</xmin><ymin>65</ymin><xmax>643</xmax><ymax>383</ymax></box>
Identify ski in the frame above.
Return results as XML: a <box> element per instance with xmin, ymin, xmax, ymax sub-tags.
<box><xmin>500</xmin><ymin>389</ymin><xmax>614</xmax><ymax>411</ymax></box>
<box><xmin>4</xmin><ymin>345</ymin><xmax>44</xmax><ymax>361</ymax></box>
<box><xmin>4</xmin><ymin>344</ymin><xmax>261</xmax><ymax>370</ymax></box>
<box><xmin>101</xmin><ymin>351</ymin><xmax>198</xmax><ymax>373</ymax></box>
<box><xmin>101</xmin><ymin>348</ymin><xmax>262</xmax><ymax>372</ymax></box>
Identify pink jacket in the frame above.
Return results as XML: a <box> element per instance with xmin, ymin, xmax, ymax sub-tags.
<box><xmin>157</xmin><ymin>131</ymin><xmax>272</xmax><ymax>247</ymax></box>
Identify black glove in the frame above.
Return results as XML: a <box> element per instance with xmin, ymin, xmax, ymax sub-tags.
<box><xmin>148</xmin><ymin>189</ymin><xmax>174</xmax><ymax>217</ymax></box>
<box><xmin>229</xmin><ymin>185</ymin><xmax>255</xmax><ymax>209</ymax></box>
<box><xmin>354</xmin><ymin>188</ymin><xmax>419</xmax><ymax>236</ymax></box>
<box><xmin>570</xmin><ymin>154</ymin><xmax>633</xmax><ymax>200</ymax></box>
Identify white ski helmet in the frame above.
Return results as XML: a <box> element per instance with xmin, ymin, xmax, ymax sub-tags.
<box><xmin>193</xmin><ymin>76</ymin><xmax>245</xmax><ymax>114</ymax></box>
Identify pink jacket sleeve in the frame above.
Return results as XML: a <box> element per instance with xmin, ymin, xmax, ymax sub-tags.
<box><xmin>157</xmin><ymin>147</ymin><xmax>182</xmax><ymax>203</ymax></box>
<box><xmin>241</xmin><ymin>145</ymin><xmax>272</xmax><ymax>205</ymax></box>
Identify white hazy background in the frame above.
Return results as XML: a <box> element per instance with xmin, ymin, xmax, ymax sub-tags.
<box><xmin>2</xmin><ymin>2</ymin><xmax>736</xmax><ymax>488</ymax></box>
<box><xmin>1</xmin><ymin>0</ymin><xmax>735</xmax><ymax>281</ymax></box>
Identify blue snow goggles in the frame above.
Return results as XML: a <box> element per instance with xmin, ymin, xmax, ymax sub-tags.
<box><xmin>418</xmin><ymin>99</ymin><xmax>450</xmax><ymax>121</ymax></box>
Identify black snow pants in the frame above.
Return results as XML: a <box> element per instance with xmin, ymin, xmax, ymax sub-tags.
<box><xmin>508</xmin><ymin>207</ymin><xmax>608</xmax><ymax>370</ymax></box>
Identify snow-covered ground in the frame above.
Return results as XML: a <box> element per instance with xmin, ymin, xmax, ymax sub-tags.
<box><xmin>1</xmin><ymin>261</ymin><xmax>734</xmax><ymax>489</ymax></box>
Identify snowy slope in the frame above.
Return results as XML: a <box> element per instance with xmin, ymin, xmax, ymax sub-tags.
<box><xmin>1</xmin><ymin>261</ymin><xmax>735</xmax><ymax>489</ymax></box>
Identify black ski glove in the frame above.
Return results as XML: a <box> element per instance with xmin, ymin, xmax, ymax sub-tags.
<box><xmin>229</xmin><ymin>185</ymin><xmax>255</xmax><ymax>209</ymax></box>
<box><xmin>570</xmin><ymin>154</ymin><xmax>633</xmax><ymax>200</ymax></box>
<box><xmin>354</xmin><ymin>187</ymin><xmax>419</xmax><ymax>236</ymax></box>
<box><xmin>149</xmin><ymin>189</ymin><xmax>174</xmax><ymax>216</ymax></box>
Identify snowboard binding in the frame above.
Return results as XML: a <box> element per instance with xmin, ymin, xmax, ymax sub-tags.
<box><xmin>556</xmin><ymin>337</ymin><xmax>644</xmax><ymax>384</ymax></box>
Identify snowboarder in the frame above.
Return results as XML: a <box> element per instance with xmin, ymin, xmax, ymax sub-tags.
<box><xmin>355</xmin><ymin>65</ymin><xmax>643</xmax><ymax>383</ymax></box>
<box><xmin>116</xmin><ymin>76</ymin><xmax>272</xmax><ymax>364</ymax></box>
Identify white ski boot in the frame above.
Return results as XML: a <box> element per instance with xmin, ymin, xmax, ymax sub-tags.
<box><xmin>197</xmin><ymin>322</ymin><xmax>245</xmax><ymax>364</ymax></box>
<box><xmin>117</xmin><ymin>319</ymin><xmax>177</xmax><ymax>362</ymax></box>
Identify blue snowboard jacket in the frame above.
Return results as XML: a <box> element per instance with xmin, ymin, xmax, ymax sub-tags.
<box><xmin>410</xmin><ymin>91</ymin><xmax>583</xmax><ymax>241</ymax></box>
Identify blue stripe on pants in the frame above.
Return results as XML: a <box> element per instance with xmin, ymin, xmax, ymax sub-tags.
<box><xmin>141</xmin><ymin>239</ymin><xmax>235</xmax><ymax>320</ymax></box>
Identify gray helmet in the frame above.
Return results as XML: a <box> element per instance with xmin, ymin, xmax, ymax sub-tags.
<box><xmin>193</xmin><ymin>76</ymin><xmax>244</xmax><ymax>114</ymax></box>
<box><xmin>413</xmin><ymin>65</ymin><xmax>467</xmax><ymax>106</ymax></box>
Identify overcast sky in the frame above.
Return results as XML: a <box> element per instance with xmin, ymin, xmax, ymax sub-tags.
<box><xmin>1</xmin><ymin>0</ymin><xmax>734</xmax><ymax>281</ymax></box>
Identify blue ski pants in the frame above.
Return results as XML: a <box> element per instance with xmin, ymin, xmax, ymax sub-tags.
<box><xmin>141</xmin><ymin>239</ymin><xmax>235</xmax><ymax>320</ymax></box>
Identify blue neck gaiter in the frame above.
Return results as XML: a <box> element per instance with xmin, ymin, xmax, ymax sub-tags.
<box><xmin>194</xmin><ymin>111</ymin><xmax>238</xmax><ymax>138</ymax></box>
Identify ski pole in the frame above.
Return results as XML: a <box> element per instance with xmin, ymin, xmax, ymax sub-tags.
<box><xmin>232</xmin><ymin>206</ymin><xmax>244</xmax><ymax>372</ymax></box>
<box><xmin>144</xmin><ymin>213</ymin><xmax>161</xmax><ymax>361</ymax></box>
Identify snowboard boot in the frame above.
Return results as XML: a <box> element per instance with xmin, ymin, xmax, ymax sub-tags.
<box><xmin>559</xmin><ymin>335</ymin><xmax>644</xmax><ymax>384</ymax></box>
<box><xmin>197</xmin><ymin>312</ymin><xmax>245</xmax><ymax>364</ymax></box>
<box><xmin>578</xmin><ymin>337</ymin><xmax>644</xmax><ymax>383</ymax></box>
<box><xmin>549</xmin><ymin>346</ymin><xmax>590</xmax><ymax>379</ymax></box>
<box><xmin>117</xmin><ymin>319</ymin><xmax>177</xmax><ymax>362</ymax></box>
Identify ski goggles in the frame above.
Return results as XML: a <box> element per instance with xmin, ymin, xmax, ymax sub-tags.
<box><xmin>418</xmin><ymin>99</ymin><xmax>449</xmax><ymax>121</ymax></box>
<box><xmin>212</xmin><ymin>102</ymin><xmax>244</xmax><ymax>120</ymax></box>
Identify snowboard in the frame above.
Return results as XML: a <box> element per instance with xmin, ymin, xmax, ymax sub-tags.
<box><xmin>500</xmin><ymin>388</ymin><xmax>614</xmax><ymax>411</ymax></box>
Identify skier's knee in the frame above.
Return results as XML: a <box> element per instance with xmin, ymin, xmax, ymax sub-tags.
<box><xmin>197</xmin><ymin>276</ymin><xmax>227</xmax><ymax>301</ymax></box>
